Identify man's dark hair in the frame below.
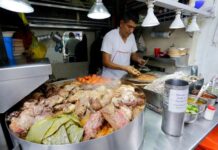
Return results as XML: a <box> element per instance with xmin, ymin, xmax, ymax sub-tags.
<box><xmin>120</xmin><ymin>12</ymin><xmax>139</xmax><ymax>24</ymax></box>
<box><xmin>69</xmin><ymin>32</ymin><xmax>75</xmax><ymax>38</ymax></box>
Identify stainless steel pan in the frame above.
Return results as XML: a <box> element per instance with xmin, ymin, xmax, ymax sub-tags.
<box><xmin>5</xmin><ymin>80</ymin><xmax>146</xmax><ymax>150</ymax></box>
<box><xmin>6</xmin><ymin>110</ymin><xmax>145</xmax><ymax>150</ymax></box>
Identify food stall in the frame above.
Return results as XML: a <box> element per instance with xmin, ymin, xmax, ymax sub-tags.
<box><xmin>0</xmin><ymin>0</ymin><xmax>218</xmax><ymax>150</ymax></box>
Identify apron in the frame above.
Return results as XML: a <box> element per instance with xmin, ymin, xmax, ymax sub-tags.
<box><xmin>102</xmin><ymin>49</ymin><xmax>131</xmax><ymax>79</ymax></box>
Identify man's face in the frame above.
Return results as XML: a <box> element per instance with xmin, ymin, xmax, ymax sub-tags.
<box><xmin>120</xmin><ymin>20</ymin><xmax>137</xmax><ymax>38</ymax></box>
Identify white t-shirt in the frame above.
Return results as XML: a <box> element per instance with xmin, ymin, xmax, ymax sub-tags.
<box><xmin>101</xmin><ymin>28</ymin><xmax>137</xmax><ymax>79</ymax></box>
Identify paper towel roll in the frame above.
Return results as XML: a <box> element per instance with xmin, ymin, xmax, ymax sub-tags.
<box><xmin>150</xmin><ymin>32</ymin><xmax>171</xmax><ymax>38</ymax></box>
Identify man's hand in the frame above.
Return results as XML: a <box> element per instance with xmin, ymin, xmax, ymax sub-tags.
<box><xmin>137</xmin><ymin>58</ymin><xmax>146</xmax><ymax>66</ymax></box>
<box><xmin>125</xmin><ymin>66</ymin><xmax>141</xmax><ymax>76</ymax></box>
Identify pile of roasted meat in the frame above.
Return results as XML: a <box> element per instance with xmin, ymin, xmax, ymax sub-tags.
<box><xmin>8</xmin><ymin>76</ymin><xmax>145</xmax><ymax>144</ymax></box>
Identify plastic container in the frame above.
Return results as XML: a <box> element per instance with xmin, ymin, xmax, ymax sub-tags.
<box><xmin>3</xmin><ymin>37</ymin><xmax>14</xmax><ymax>60</ymax></box>
<box><xmin>195</xmin><ymin>0</ymin><xmax>205</xmax><ymax>9</ymax></box>
<box><xmin>154</xmin><ymin>48</ymin><xmax>161</xmax><ymax>57</ymax></box>
<box><xmin>204</xmin><ymin>105</ymin><xmax>216</xmax><ymax>120</ymax></box>
<box><xmin>196</xmin><ymin>125</ymin><xmax>218</xmax><ymax>150</ymax></box>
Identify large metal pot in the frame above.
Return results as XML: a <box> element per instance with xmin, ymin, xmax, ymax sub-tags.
<box><xmin>6</xmin><ymin>111</ymin><xmax>145</xmax><ymax>150</ymax></box>
<box><xmin>5</xmin><ymin>81</ymin><xmax>146</xmax><ymax>150</ymax></box>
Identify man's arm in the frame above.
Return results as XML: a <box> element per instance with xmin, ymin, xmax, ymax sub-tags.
<box><xmin>131</xmin><ymin>52</ymin><xmax>145</xmax><ymax>65</ymax></box>
<box><xmin>102</xmin><ymin>51</ymin><xmax>141</xmax><ymax>76</ymax></box>
<box><xmin>102</xmin><ymin>51</ymin><xmax>126</xmax><ymax>71</ymax></box>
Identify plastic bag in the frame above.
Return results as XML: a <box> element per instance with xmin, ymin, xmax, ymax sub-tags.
<box><xmin>29</xmin><ymin>35</ymin><xmax>47</xmax><ymax>59</ymax></box>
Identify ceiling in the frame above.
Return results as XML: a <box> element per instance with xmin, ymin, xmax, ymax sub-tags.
<box><xmin>0</xmin><ymin>0</ymin><xmax>174</xmax><ymax>30</ymax></box>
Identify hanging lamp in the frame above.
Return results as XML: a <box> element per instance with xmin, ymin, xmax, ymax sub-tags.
<box><xmin>0</xmin><ymin>0</ymin><xmax>34</xmax><ymax>13</ymax></box>
<box><xmin>142</xmin><ymin>0</ymin><xmax>159</xmax><ymax>27</ymax></box>
<box><xmin>170</xmin><ymin>9</ymin><xmax>185</xmax><ymax>29</ymax></box>
<box><xmin>186</xmin><ymin>15</ymin><xmax>200</xmax><ymax>32</ymax></box>
<box><xmin>87</xmin><ymin>0</ymin><xmax>110</xmax><ymax>20</ymax></box>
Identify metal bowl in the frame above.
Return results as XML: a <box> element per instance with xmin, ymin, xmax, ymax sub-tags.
<box><xmin>188</xmin><ymin>95</ymin><xmax>207</xmax><ymax>113</ymax></box>
<box><xmin>184</xmin><ymin>112</ymin><xmax>198</xmax><ymax>124</ymax></box>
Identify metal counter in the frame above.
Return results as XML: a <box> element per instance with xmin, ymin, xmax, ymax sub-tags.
<box><xmin>140</xmin><ymin>105</ymin><xmax>218</xmax><ymax>150</ymax></box>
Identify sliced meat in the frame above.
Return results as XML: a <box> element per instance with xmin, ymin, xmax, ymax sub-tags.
<box><xmin>83</xmin><ymin>111</ymin><xmax>104</xmax><ymax>140</ymax></box>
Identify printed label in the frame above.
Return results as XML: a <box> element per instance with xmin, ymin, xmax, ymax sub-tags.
<box><xmin>168</xmin><ymin>89</ymin><xmax>188</xmax><ymax>113</ymax></box>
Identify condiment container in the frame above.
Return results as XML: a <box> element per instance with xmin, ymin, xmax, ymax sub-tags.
<box><xmin>204</xmin><ymin>105</ymin><xmax>216</xmax><ymax>120</ymax></box>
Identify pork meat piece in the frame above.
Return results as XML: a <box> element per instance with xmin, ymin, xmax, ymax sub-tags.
<box><xmin>9</xmin><ymin>109</ymin><xmax>35</xmax><ymax>135</ymax></box>
<box><xmin>90</xmin><ymin>99</ymin><xmax>102</xmax><ymax>111</ymax></box>
<box><xmin>101</xmin><ymin>104</ymin><xmax>130</xmax><ymax>130</ymax></box>
<box><xmin>44</xmin><ymin>95</ymin><xmax>65</xmax><ymax>108</ymax></box>
<box><xmin>83</xmin><ymin>111</ymin><xmax>103</xmax><ymax>140</ymax></box>
<box><xmin>58</xmin><ymin>89</ymin><xmax>69</xmax><ymax>98</ymax></box>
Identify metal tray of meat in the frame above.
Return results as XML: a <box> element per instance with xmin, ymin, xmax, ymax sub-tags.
<box><xmin>5</xmin><ymin>79</ymin><xmax>146</xmax><ymax>150</ymax></box>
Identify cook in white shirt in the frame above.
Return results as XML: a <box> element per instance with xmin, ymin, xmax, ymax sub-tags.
<box><xmin>101</xmin><ymin>12</ymin><xmax>145</xmax><ymax>79</ymax></box>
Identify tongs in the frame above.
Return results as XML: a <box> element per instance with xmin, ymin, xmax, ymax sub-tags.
<box><xmin>139</xmin><ymin>58</ymin><xmax>149</xmax><ymax>67</ymax></box>
<box><xmin>194</xmin><ymin>76</ymin><xmax>215</xmax><ymax>103</ymax></box>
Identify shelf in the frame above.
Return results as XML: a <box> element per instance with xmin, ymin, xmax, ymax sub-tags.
<box><xmin>136</xmin><ymin>0</ymin><xmax>212</xmax><ymax>17</ymax></box>
<box><xmin>0</xmin><ymin>58</ymin><xmax>52</xmax><ymax>113</ymax></box>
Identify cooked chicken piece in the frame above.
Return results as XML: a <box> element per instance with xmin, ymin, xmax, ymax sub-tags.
<box><xmin>32</xmin><ymin>92</ymin><xmax>44</xmax><ymax>100</ymax></box>
<box><xmin>6</xmin><ymin>111</ymin><xmax>20</xmax><ymax>121</ymax></box>
<box><xmin>66</xmin><ymin>90</ymin><xmax>86</xmax><ymax>103</ymax></box>
<box><xmin>9</xmin><ymin>109</ymin><xmax>35</xmax><ymax>135</ymax></box>
<box><xmin>63</xmin><ymin>104</ymin><xmax>75</xmax><ymax>113</ymax></box>
<box><xmin>74</xmin><ymin>101</ymin><xmax>87</xmax><ymax>117</ymax></box>
<box><xmin>54</xmin><ymin>103</ymin><xmax>67</xmax><ymax>111</ymax></box>
<box><xmin>58</xmin><ymin>89</ymin><xmax>69</xmax><ymax>98</ymax></box>
<box><xmin>63</xmin><ymin>84</ymin><xmax>77</xmax><ymax>92</ymax></box>
<box><xmin>132</xmin><ymin>105</ymin><xmax>144</xmax><ymax>119</ymax></box>
<box><xmin>45</xmin><ymin>85</ymin><xmax>60</xmax><ymax>98</ymax></box>
<box><xmin>119</xmin><ymin>106</ymin><xmax>132</xmax><ymax>121</ymax></box>
<box><xmin>101</xmin><ymin>104</ymin><xmax>129</xmax><ymax>130</ymax></box>
<box><xmin>83</xmin><ymin>111</ymin><xmax>103</xmax><ymax>140</ymax></box>
<box><xmin>99</xmin><ymin>89</ymin><xmax>114</xmax><ymax>107</ymax></box>
<box><xmin>90</xmin><ymin>99</ymin><xmax>102</xmax><ymax>111</ymax></box>
<box><xmin>34</xmin><ymin>107</ymin><xmax>53</xmax><ymax>121</ymax></box>
<box><xmin>66</xmin><ymin>94</ymin><xmax>79</xmax><ymax>103</ymax></box>
<box><xmin>9</xmin><ymin>105</ymin><xmax>53</xmax><ymax>137</ymax></box>
<box><xmin>44</xmin><ymin>95</ymin><xmax>65</xmax><ymax>108</ymax></box>
<box><xmin>111</xmin><ymin>85</ymin><xmax>145</xmax><ymax>107</ymax></box>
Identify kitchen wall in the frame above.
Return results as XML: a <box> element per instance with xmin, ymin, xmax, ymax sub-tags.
<box><xmin>141</xmin><ymin>0</ymin><xmax>218</xmax><ymax>82</ymax></box>
<box><xmin>141</xmin><ymin>22</ymin><xmax>193</xmax><ymax>56</ymax></box>
<box><xmin>32</xmin><ymin>29</ymin><xmax>95</xmax><ymax>79</ymax></box>
<box><xmin>191</xmin><ymin>0</ymin><xmax>218</xmax><ymax>82</ymax></box>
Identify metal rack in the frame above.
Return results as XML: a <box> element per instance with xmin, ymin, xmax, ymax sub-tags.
<box><xmin>27</xmin><ymin>0</ymin><xmax>112</xmax><ymax>29</ymax></box>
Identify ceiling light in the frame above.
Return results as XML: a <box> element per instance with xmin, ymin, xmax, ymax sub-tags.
<box><xmin>87</xmin><ymin>0</ymin><xmax>110</xmax><ymax>20</ymax></box>
<box><xmin>0</xmin><ymin>0</ymin><xmax>34</xmax><ymax>13</ymax></box>
<box><xmin>186</xmin><ymin>15</ymin><xmax>200</xmax><ymax>32</ymax></box>
<box><xmin>142</xmin><ymin>1</ymin><xmax>160</xmax><ymax>27</ymax></box>
<box><xmin>170</xmin><ymin>10</ymin><xmax>185</xmax><ymax>29</ymax></box>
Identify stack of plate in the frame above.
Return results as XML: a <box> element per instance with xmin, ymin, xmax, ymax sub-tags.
<box><xmin>168</xmin><ymin>48</ymin><xmax>181</xmax><ymax>57</ymax></box>
<box><xmin>168</xmin><ymin>48</ymin><xmax>188</xmax><ymax>57</ymax></box>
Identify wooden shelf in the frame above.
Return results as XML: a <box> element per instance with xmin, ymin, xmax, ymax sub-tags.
<box><xmin>136</xmin><ymin>0</ymin><xmax>212</xmax><ymax>17</ymax></box>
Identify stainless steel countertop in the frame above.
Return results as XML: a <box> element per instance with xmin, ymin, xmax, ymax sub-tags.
<box><xmin>140</xmin><ymin>105</ymin><xmax>218</xmax><ymax>150</ymax></box>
